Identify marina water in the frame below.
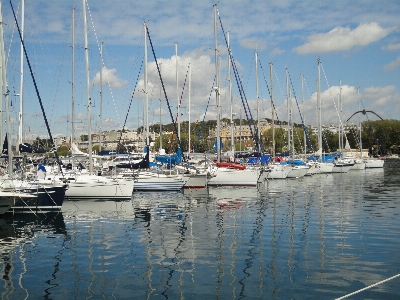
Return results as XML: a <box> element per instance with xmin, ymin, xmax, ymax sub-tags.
<box><xmin>1</xmin><ymin>160</ymin><xmax>400</xmax><ymax>299</ymax></box>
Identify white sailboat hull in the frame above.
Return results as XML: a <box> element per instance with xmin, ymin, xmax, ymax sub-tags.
<box><xmin>183</xmin><ymin>173</ymin><xmax>208</xmax><ymax>190</ymax></box>
<box><xmin>307</xmin><ymin>162</ymin><xmax>334</xmax><ymax>174</ymax></box>
<box><xmin>351</xmin><ymin>160</ymin><xmax>366</xmax><ymax>170</ymax></box>
<box><xmin>208</xmin><ymin>167</ymin><xmax>262</xmax><ymax>187</ymax></box>
<box><xmin>332</xmin><ymin>162</ymin><xmax>354</xmax><ymax>173</ymax></box>
<box><xmin>65</xmin><ymin>175</ymin><xmax>134</xmax><ymax>200</ymax></box>
<box><xmin>287</xmin><ymin>165</ymin><xmax>309</xmax><ymax>178</ymax></box>
<box><xmin>130</xmin><ymin>171</ymin><xmax>187</xmax><ymax>192</ymax></box>
<box><xmin>263</xmin><ymin>164</ymin><xmax>292</xmax><ymax>179</ymax></box>
<box><xmin>133</xmin><ymin>180</ymin><xmax>186</xmax><ymax>191</ymax></box>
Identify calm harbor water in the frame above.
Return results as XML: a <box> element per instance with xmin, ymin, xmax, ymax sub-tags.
<box><xmin>1</xmin><ymin>160</ymin><xmax>400</xmax><ymax>299</ymax></box>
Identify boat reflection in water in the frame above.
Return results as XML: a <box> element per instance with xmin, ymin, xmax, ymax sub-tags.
<box><xmin>0</xmin><ymin>212</ymin><xmax>66</xmax><ymax>298</ymax></box>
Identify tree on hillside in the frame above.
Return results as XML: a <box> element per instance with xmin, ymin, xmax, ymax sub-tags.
<box><xmin>92</xmin><ymin>144</ymin><xmax>105</xmax><ymax>153</ymax></box>
<box><xmin>57</xmin><ymin>146</ymin><xmax>70</xmax><ymax>157</ymax></box>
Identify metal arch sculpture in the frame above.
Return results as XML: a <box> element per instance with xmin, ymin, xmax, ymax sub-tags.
<box><xmin>346</xmin><ymin>109</ymin><xmax>383</xmax><ymax>123</ymax></box>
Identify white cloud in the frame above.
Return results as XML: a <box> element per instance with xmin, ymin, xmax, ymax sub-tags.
<box><xmin>98</xmin><ymin>117</ymin><xmax>120</xmax><ymax>131</ymax></box>
<box><xmin>270</xmin><ymin>48</ymin><xmax>285</xmax><ymax>56</ymax></box>
<box><xmin>239</xmin><ymin>37</ymin><xmax>266</xmax><ymax>50</ymax></box>
<box><xmin>385</xmin><ymin>43</ymin><xmax>400</xmax><ymax>51</ymax></box>
<box><xmin>134</xmin><ymin>47</ymin><xmax>230</xmax><ymax>124</ymax></box>
<box><xmin>293</xmin><ymin>23</ymin><xmax>395</xmax><ymax>54</ymax></box>
<box><xmin>364</xmin><ymin>85</ymin><xmax>396</xmax><ymax>98</ymax></box>
<box><xmin>92</xmin><ymin>67</ymin><xmax>128</xmax><ymax>89</ymax></box>
<box><xmin>153</xmin><ymin>107</ymin><xmax>168</xmax><ymax>117</ymax></box>
<box><xmin>362</xmin><ymin>86</ymin><xmax>399</xmax><ymax>119</ymax></box>
<box><xmin>384</xmin><ymin>56</ymin><xmax>400</xmax><ymax>71</ymax></box>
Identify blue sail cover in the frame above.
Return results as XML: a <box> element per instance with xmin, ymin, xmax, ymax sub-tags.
<box><xmin>19</xmin><ymin>143</ymin><xmax>47</xmax><ymax>153</ymax></box>
<box><xmin>247</xmin><ymin>155</ymin><xmax>271</xmax><ymax>164</ymax></box>
<box><xmin>322</xmin><ymin>155</ymin><xmax>336</xmax><ymax>163</ymax></box>
<box><xmin>286</xmin><ymin>159</ymin><xmax>307</xmax><ymax>166</ymax></box>
<box><xmin>213</xmin><ymin>138</ymin><xmax>224</xmax><ymax>151</ymax></box>
<box><xmin>155</xmin><ymin>148</ymin><xmax>183</xmax><ymax>167</ymax></box>
<box><xmin>308</xmin><ymin>155</ymin><xmax>336</xmax><ymax>163</ymax></box>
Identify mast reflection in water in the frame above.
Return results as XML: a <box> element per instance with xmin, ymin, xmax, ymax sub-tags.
<box><xmin>1</xmin><ymin>161</ymin><xmax>400</xmax><ymax>298</ymax></box>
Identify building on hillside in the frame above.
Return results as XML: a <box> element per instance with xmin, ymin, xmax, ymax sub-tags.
<box><xmin>310</xmin><ymin>122</ymin><xmax>358</xmax><ymax>135</ymax></box>
<box><xmin>342</xmin><ymin>148</ymin><xmax>369</xmax><ymax>158</ymax></box>
<box><xmin>76</xmin><ymin>129</ymin><xmax>162</xmax><ymax>152</ymax></box>
<box><xmin>208</xmin><ymin>122</ymin><xmax>290</xmax><ymax>147</ymax></box>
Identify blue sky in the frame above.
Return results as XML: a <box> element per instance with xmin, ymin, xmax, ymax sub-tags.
<box><xmin>2</xmin><ymin>0</ymin><xmax>400</xmax><ymax>142</ymax></box>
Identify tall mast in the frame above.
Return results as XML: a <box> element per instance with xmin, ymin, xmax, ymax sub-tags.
<box><xmin>144</xmin><ymin>22</ymin><xmax>149</xmax><ymax>146</ymax></box>
<box><xmin>188</xmin><ymin>63</ymin><xmax>191</xmax><ymax>154</ymax></box>
<box><xmin>83</xmin><ymin>0</ymin><xmax>92</xmax><ymax>173</ymax></box>
<box><xmin>99</xmin><ymin>42</ymin><xmax>103</xmax><ymax>155</ymax></box>
<box><xmin>71</xmin><ymin>8</ymin><xmax>75</xmax><ymax>146</ymax></box>
<box><xmin>317</xmin><ymin>58</ymin><xmax>322</xmax><ymax>162</ymax></box>
<box><xmin>213</xmin><ymin>4</ymin><xmax>221</xmax><ymax>162</ymax></box>
<box><xmin>301</xmin><ymin>74</ymin><xmax>306</xmax><ymax>155</ymax></box>
<box><xmin>286</xmin><ymin>68</ymin><xmax>291</xmax><ymax>156</ymax></box>
<box><xmin>0</xmin><ymin>0</ymin><xmax>12</xmax><ymax>176</ymax></box>
<box><xmin>0</xmin><ymin>1</ymin><xmax>3</xmax><ymax>146</ymax></box>
<box><xmin>228</xmin><ymin>32</ymin><xmax>234</xmax><ymax>157</ymax></box>
<box><xmin>269</xmin><ymin>63</ymin><xmax>275</xmax><ymax>157</ymax></box>
<box><xmin>339</xmin><ymin>79</ymin><xmax>342</xmax><ymax>153</ymax></box>
<box><xmin>358</xmin><ymin>88</ymin><xmax>362</xmax><ymax>156</ymax></box>
<box><xmin>290</xmin><ymin>83</ymin><xmax>294</xmax><ymax>156</ymax></box>
<box><xmin>255</xmin><ymin>51</ymin><xmax>260</xmax><ymax>154</ymax></box>
<box><xmin>18</xmin><ymin>0</ymin><xmax>24</xmax><ymax>150</ymax></box>
<box><xmin>175</xmin><ymin>42</ymin><xmax>180</xmax><ymax>140</ymax></box>
<box><xmin>239</xmin><ymin>107</ymin><xmax>242</xmax><ymax>152</ymax></box>
<box><xmin>159</xmin><ymin>63</ymin><xmax>162</xmax><ymax>150</ymax></box>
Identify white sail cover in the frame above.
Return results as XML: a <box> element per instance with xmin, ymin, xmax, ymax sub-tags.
<box><xmin>71</xmin><ymin>142</ymin><xmax>103</xmax><ymax>159</ymax></box>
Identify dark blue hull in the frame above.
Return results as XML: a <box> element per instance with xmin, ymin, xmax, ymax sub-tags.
<box><xmin>10</xmin><ymin>186</ymin><xmax>66</xmax><ymax>213</ymax></box>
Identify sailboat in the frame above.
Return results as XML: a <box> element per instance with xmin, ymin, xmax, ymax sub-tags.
<box><xmin>284</xmin><ymin>68</ymin><xmax>309</xmax><ymax>179</ymax></box>
<box><xmin>332</xmin><ymin>80</ymin><xmax>354</xmax><ymax>173</ymax></box>
<box><xmin>59</xmin><ymin>0</ymin><xmax>139</xmax><ymax>200</ymax></box>
<box><xmin>153</xmin><ymin>60</ymin><xmax>209</xmax><ymax>191</ymax></box>
<box><xmin>348</xmin><ymin>90</ymin><xmax>383</xmax><ymax>169</ymax></box>
<box><xmin>207</xmin><ymin>7</ymin><xmax>268</xmax><ymax>187</ymax></box>
<box><xmin>259</xmin><ymin>63</ymin><xmax>291</xmax><ymax>180</ymax></box>
<box><xmin>342</xmin><ymin>135</ymin><xmax>366</xmax><ymax>170</ymax></box>
<box><xmin>134</xmin><ymin>22</ymin><xmax>208</xmax><ymax>192</ymax></box>
<box><xmin>346</xmin><ymin>91</ymin><xmax>367</xmax><ymax>170</ymax></box>
<box><xmin>308</xmin><ymin>58</ymin><xmax>334</xmax><ymax>174</ymax></box>
<box><xmin>103</xmin><ymin>22</ymin><xmax>189</xmax><ymax>193</ymax></box>
<box><xmin>0</xmin><ymin>1</ymin><xmax>66</xmax><ymax>213</ymax></box>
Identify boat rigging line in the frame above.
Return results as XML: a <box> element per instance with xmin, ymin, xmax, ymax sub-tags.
<box><xmin>85</xmin><ymin>0</ymin><xmax>122</xmax><ymax>130</ymax></box>
<box><xmin>287</xmin><ymin>71</ymin><xmax>314</xmax><ymax>153</ymax></box>
<box><xmin>10</xmin><ymin>0</ymin><xmax>63</xmax><ymax>171</ymax></box>
<box><xmin>168</xmin><ymin>64</ymin><xmax>190</xmax><ymax>153</ymax></box>
<box><xmin>217</xmin><ymin>8</ymin><xmax>260</xmax><ymax>153</ymax></box>
<box><xmin>258</xmin><ymin>60</ymin><xmax>288</xmax><ymax>153</ymax></box>
<box><xmin>194</xmin><ymin>76</ymin><xmax>215</xmax><ymax>153</ymax></box>
<box><xmin>145</xmin><ymin>25</ymin><xmax>185</xmax><ymax>160</ymax></box>
<box><xmin>117</xmin><ymin>60</ymin><xmax>143</xmax><ymax>151</ymax></box>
